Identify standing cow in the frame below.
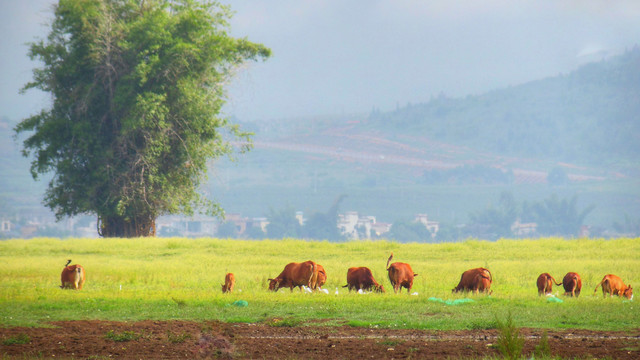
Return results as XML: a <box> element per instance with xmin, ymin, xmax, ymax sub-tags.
<box><xmin>536</xmin><ymin>273</ymin><xmax>562</xmax><ymax>296</ymax></box>
<box><xmin>562</xmin><ymin>272</ymin><xmax>582</xmax><ymax>297</ymax></box>
<box><xmin>343</xmin><ymin>266</ymin><xmax>385</xmax><ymax>293</ymax></box>
<box><xmin>386</xmin><ymin>253</ymin><xmax>417</xmax><ymax>294</ymax></box>
<box><xmin>593</xmin><ymin>274</ymin><xmax>633</xmax><ymax>299</ymax></box>
<box><xmin>268</xmin><ymin>260</ymin><xmax>319</xmax><ymax>292</ymax></box>
<box><xmin>452</xmin><ymin>267</ymin><xmax>492</xmax><ymax>294</ymax></box>
<box><xmin>60</xmin><ymin>259</ymin><xmax>85</xmax><ymax>290</ymax></box>
<box><xmin>221</xmin><ymin>273</ymin><xmax>235</xmax><ymax>293</ymax></box>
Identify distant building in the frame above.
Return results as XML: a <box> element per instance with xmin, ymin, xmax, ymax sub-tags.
<box><xmin>371</xmin><ymin>222</ymin><xmax>392</xmax><ymax>237</ymax></box>
<box><xmin>250</xmin><ymin>217</ymin><xmax>270</xmax><ymax>233</ymax></box>
<box><xmin>511</xmin><ymin>220</ymin><xmax>537</xmax><ymax>237</ymax></box>
<box><xmin>1</xmin><ymin>219</ymin><xmax>11</xmax><ymax>233</ymax></box>
<box><xmin>415</xmin><ymin>214</ymin><xmax>440</xmax><ymax>238</ymax></box>
<box><xmin>337</xmin><ymin>211</ymin><xmax>390</xmax><ymax>240</ymax></box>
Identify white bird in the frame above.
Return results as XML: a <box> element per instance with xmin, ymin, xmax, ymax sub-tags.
<box><xmin>334</xmin><ymin>287</ymin><xmax>339</xmax><ymax>295</ymax></box>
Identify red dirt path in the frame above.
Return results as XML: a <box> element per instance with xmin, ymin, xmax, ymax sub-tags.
<box><xmin>1</xmin><ymin>320</ymin><xmax>639</xmax><ymax>359</ymax></box>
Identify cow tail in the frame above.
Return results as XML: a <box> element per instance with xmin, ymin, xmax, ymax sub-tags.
<box><xmin>593</xmin><ymin>277</ymin><xmax>606</xmax><ymax>295</ymax></box>
<box><xmin>65</xmin><ymin>259</ymin><xmax>72</xmax><ymax>267</ymax></box>
<box><xmin>386</xmin><ymin>253</ymin><xmax>393</xmax><ymax>270</ymax></box>
<box><xmin>550</xmin><ymin>275</ymin><xmax>561</xmax><ymax>286</ymax></box>
<box><xmin>309</xmin><ymin>262</ymin><xmax>318</xmax><ymax>290</ymax></box>
<box><xmin>480</xmin><ymin>268</ymin><xmax>492</xmax><ymax>282</ymax></box>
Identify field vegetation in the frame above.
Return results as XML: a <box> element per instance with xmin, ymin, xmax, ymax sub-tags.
<box><xmin>0</xmin><ymin>237</ymin><xmax>637</xmax><ymax>331</ymax></box>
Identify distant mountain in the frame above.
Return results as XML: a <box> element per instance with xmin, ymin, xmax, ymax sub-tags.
<box><xmin>367</xmin><ymin>47</ymin><xmax>640</xmax><ymax>173</ymax></box>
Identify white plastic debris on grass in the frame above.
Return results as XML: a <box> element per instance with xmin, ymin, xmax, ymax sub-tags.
<box><xmin>411</xmin><ymin>292</ymin><xmax>419</xmax><ymax>296</ymax></box>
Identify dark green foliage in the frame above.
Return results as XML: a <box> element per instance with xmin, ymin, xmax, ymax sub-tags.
<box><xmin>2</xmin><ymin>333</ymin><xmax>31</xmax><ymax>345</ymax></box>
<box><xmin>265</xmin><ymin>206</ymin><xmax>302</xmax><ymax>238</ymax></box>
<box><xmin>386</xmin><ymin>220</ymin><xmax>434</xmax><ymax>243</ymax></box>
<box><xmin>15</xmin><ymin>0</ymin><xmax>270</xmax><ymax>237</ymax></box>
<box><xmin>527</xmin><ymin>194</ymin><xmax>595</xmax><ymax>236</ymax></box>
<box><xmin>495</xmin><ymin>311</ymin><xmax>525</xmax><ymax>360</ymax></box>
<box><xmin>468</xmin><ymin>191</ymin><xmax>518</xmax><ymax>240</ymax></box>
<box><xmin>533</xmin><ymin>331</ymin><xmax>552</xmax><ymax>359</ymax></box>
<box><xmin>105</xmin><ymin>330</ymin><xmax>140</xmax><ymax>342</ymax></box>
<box><xmin>469</xmin><ymin>192</ymin><xmax>594</xmax><ymax>238</ymax></box>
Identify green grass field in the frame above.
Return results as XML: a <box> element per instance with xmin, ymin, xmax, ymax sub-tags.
<box><xmin>0</xmin><ymin>237</ymin><xmax>637</xmax><ymax>331</ymax></box>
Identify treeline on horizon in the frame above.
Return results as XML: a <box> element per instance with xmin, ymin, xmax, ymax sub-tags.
<box><xmin>368</xmin><ymin>47</ymin><xmax>640</xmax><ymax>170</ymax></box>
<box><xmin>210</xmin><ymin>192</ymin><xmax>640</xmax><ymax>243</ymax></box>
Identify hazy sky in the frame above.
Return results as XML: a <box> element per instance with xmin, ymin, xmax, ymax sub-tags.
<box><xmin>2</xmin><ymin>0</ymin><xmax>640</xmax><ymax>123</ymax></box>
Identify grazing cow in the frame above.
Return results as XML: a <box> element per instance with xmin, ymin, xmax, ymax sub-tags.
<box><xmin>536</xmin><ymin>273</ymin><xmax>562</xmax><ymax>296</ymax></box>
<box><xmin>316</xmin><ymin>264</ymin><xmax>327</xmax><ymax>289</ymax></box>
<box><xmin>343</xmin><ymin>266</ymin><xmax>385</xmax><ymax>293</ymax></box>
<box><xmin>452</xmin><ymin>267</ymin><xmax>492</xmax><ymax>294</ymax></box>
<box><xmin>593</xmin><ymin>274</ymin><xmax>633</xmax><ymax>299</ymax></box>
<box><xmin>221</xmin><ymin>273</ymin><xmax>235</xmax><ymax>293</ymax></box>
<box><xmin>562</xmin><ymin>272</ymin><xmax>582</xmax><ymax>297</ymax></box>
<box><xmin>60</xmin><ymin>259</ymin><xmax>85</xmax><ymax>290</ymax></box>
<box><xmin>268</xmin><ymin>260</ymin><xmax>319</xmax><ymax>292</ymax></box>
<box><xmin>386</xmin><ymin>253</ymin><xmax>417</xmax><ymax>294</ymax></box>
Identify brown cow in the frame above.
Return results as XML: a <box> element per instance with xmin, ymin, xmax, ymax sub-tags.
<box><xmin>594</xmin><ymin>274</ymin><xmax>633</xmax><ymax>299</ymax></box>
<box><xmin>386</xmin><ymin>253</ymin><xmax>417</xmax><ymax>294</ymax></box>
<box><xmin>268</xmin><ymin>260</ymin><xmax>319</xmax><ymax>292</ymax></box>
<box><xmin>60</xmin><ymin>259</ymin><xmax>85</xmax><ymax>290</ymax></box>
<box><xmin>452</xmin><ymin>268</ymin><xmax>492</xmax><ymax>294</ymax></box>
<box><xmin>221</xmin><ymin>273</ymin><xmax>235</xmax><ymax>293</ymax></box>
<box><xmin>536</xmin><ymin>273</ymin><xmax>561</xmax><ymax>296</ymax></box>
<box><xmin>562</xmin><ymin>272</ymin><xmax>582</xmax><ymax>297</ymax></box>
<box><xmin>343</xmin><ymin>266</ymin><xmax>385</xmax><ymax>293</ymax></box>
<box><xmin>316</xmin><ymin>264</ymin><xmax>327</xmax><ymax>289</ymax></box>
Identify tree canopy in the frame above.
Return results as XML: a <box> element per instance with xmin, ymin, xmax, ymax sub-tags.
<box><xmin>16</xmin><ymin>0</ymin><xmax>270</xmax><ymax>237</ymax></box>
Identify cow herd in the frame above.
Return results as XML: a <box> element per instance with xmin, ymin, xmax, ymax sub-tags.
<box><xmin>60</xmin><ymin>255</ymin><xmax>633</xmax><ymax>300</ymax></box>
<box><xmin>535</xmin><ymin>272</ymin><xmax>634</xmax><ymax>299</ymax></box>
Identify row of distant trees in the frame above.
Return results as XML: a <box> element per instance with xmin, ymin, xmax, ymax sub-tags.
<box><xmin>216</xmin><ymin>192</ymin><xmax>607</xmax><ymax>242</ymax></box>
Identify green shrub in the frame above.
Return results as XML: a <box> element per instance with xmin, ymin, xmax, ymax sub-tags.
<box><xmin>2</xmin><ymin>333</ymin><xmax>30</xmax><ymax>345</ymax></box>
<box><xmin>495</xmin><ymin>311</ymin><xmax>525</xmax><ymax>360</ymax></box>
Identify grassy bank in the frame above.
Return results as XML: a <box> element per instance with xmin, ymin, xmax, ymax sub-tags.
<box><xmin>0</xmin><ymin>237</ymin><xmax>637</xmax><ymax>330</ymax></box>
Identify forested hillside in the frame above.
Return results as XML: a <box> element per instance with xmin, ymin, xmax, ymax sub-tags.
<box><xmin>368</xmin><ymin>47</ymin><xmax>640</xmax><ymax>170</ymax></box>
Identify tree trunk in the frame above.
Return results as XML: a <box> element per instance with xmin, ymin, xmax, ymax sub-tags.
<box><xmin>98</xmin><ymin>215</ymin><xmax>156</xmax><ymax>238</ymax></box>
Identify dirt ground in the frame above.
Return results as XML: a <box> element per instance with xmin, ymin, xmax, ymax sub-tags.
<box><xmin>1</xmin><ymin>320</ymin><xmax>639</xmax><ymax>359</ymax></box>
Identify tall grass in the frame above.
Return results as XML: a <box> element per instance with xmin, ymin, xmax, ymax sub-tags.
<box><xmin>0</xmin><ymin>237</ymin><xmax>637</xmax><ymax>330</ymax></box>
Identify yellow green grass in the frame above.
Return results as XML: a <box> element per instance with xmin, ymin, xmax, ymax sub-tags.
<box><xmin>0</xmin><ymin>237</ymin><xmax>638</xmax><ymax>330</ymax></box>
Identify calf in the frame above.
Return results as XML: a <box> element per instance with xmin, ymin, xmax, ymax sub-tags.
<box><xmin>221</xmin><ymin>273</ymin><xmax>235</xmax><ymax>293</ymax></box>
<box><xmin>60</xmin><ymin>259</ymin><xmax>85</xmax><ymax>290</ymax></box>
<box><xmin>594</xmin><ymin>274</ymin><xmax>633</xmax><ymax>299</ymax></box>
<box><xmin>386</xmin><ymin>253</ymin><xmax>417</xmax><ymax>294</ymax></box>
<box><xmin>268</xmin><ymin>260</ymin><xmax>319</xmax><ymax>292</ymax></box>
<box><xmin>536</xmin><ymin>273</ymin><xmax>561</xmax><ymax>296</ymax></box>
<box><xmin>452</xmin><ymin>267</ymin><xmax>492</xmax><ymax>294</ymax></box>
<box><xmin>343</xmin><ymin>266</ymin><xmax>385</xmax><ymax>293</ymax></box>
<box><xmin>562</xmin><ymin>272</ymin><xmax>582</xmax><ymax>297</ymax></box>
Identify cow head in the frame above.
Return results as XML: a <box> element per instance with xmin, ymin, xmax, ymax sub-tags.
<box><xmin>374</xmin><ymin>284</ymin><xmax>385</xmax><ymax>293</ymax></box>
<box><xmin>624</xmin><ymin>285</ymin><xmax>633</xmax><ymax>300</ymax></box>
<box><xmin>268</xmin><ymin>278</ymin><xmax>280</xmax><ymax>291</ymax></box>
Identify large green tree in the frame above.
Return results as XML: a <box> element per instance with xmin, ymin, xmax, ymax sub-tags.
<box><xmin>16</xmin><ymin>0</ymin><xmax>270</xmax><ymax>237</ymax></box>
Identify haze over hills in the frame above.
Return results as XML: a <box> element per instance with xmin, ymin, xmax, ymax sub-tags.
<box><xmin>2</xmin><ymin>50</ymin><xmax>639</xmax><ymax>238</ymax></box>
<box><xmin>209</xmin><ymin>49</ymin><xmax>640</xmax><ymax>232</ymax></box>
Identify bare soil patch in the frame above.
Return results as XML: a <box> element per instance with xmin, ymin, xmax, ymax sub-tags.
<box><xmin>1</xmin><ymin>320</ymin><xmax>639</xmax><ymax>359</ymax></box>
